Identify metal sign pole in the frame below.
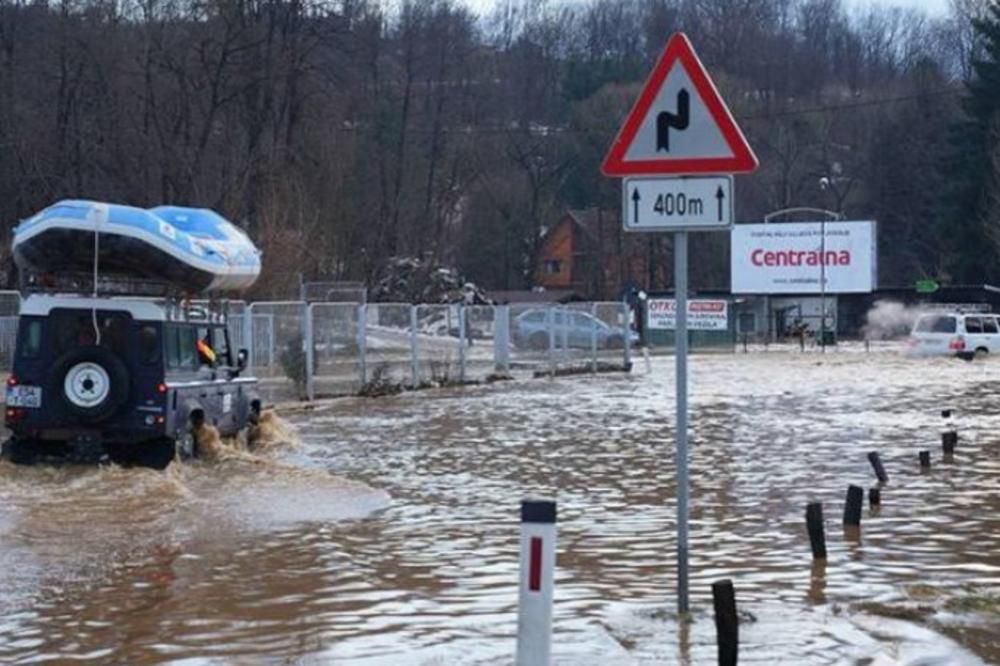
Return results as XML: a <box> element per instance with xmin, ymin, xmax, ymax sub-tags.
<box><xmin>600</xmin><ymin>32</ymin><xmax>759</xmax><ymax>620</ymax></box>
<box><xmin>674</xmin><ymin>230</ymin><xmax>690</xmax><ymax>615</ymax></box>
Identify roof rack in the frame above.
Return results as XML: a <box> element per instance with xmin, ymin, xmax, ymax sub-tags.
<box><xmin>20</xmin><ymin>270</ymin><xmax>178</xmax><ymax>298</ymax></box>
<box><xmin>20</xmin><ymin>271</ymin><xmax>236</xmax><ymax>324</ymax></box>
<box><xmin>918</xmin><ymin>302</ymin><xmax>992</xmax><ymax>314</ymax></box>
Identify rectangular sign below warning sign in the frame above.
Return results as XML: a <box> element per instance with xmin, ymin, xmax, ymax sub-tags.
<box><xmin>623</xmin><ymin>176</ymin><xmax>732</xmax><ymax>232</ymax></box>
<box><xmin>647</xmin><ymin>298</ymin><xmax>728</xmax><ymax>331</ymax></box>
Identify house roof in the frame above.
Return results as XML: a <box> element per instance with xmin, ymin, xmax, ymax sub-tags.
<box><xmin>564</xmin><ymin>208</ymin><xmax>618</xmax><ymax>240</ymax></box>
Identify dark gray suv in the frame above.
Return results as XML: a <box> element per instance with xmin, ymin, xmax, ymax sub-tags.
<box><xmin>3</xmin><ymin>294</ymin><xmax>260</xmax><ymax>468</ymax></box>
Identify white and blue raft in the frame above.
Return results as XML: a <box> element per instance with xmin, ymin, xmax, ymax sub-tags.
<box><xmin>12</xmin><ymin>200</ymin><xmax>261</xmax><ymax>293</ymax></box>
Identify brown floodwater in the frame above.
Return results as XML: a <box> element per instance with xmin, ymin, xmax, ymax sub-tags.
<box><xmin>0</xmin><ymin>347</ymin><xmax>998</xmax><ymax>664</ymax></box>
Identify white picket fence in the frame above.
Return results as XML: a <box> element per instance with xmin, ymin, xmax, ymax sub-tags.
<box><xmin>0</xmin><ymin>294</ymin><xmax>633</xmax><ymax>403</ymax></box>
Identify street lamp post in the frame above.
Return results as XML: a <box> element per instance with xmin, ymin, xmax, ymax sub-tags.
<box><xmin>820</xmin><ymin>217</ymin><xmax>826</xmax><ymax>353</ymax></box>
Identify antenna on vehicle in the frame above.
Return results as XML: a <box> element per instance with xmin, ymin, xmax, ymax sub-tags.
<box><xmin>89</xmin><ymin>203</ymin><xmax>108</xmax><ymax>346</ymax></box>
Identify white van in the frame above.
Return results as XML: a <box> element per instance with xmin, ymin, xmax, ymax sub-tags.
<box><xmin>907</xmin><ymin>312</ymin><xmax>1000</xmax><ymax>359</ymax></box>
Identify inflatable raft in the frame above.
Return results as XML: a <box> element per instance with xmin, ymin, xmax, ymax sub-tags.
<box><xmin>13</xmin><ymin>200</ymin><xmax>261</xmax><ymax>293</ymax></box>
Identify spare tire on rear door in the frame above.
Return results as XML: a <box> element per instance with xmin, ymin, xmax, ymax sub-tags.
<box><xmin>50</xmin><ymin>346</ymin><xmax>130</xmax><ymax>423</ymax></box>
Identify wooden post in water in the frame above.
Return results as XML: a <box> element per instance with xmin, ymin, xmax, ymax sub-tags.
<box><xmin>867</xmin><ymin>451</ymin><xmax>888</xmax><ymax>484</ymax></box>
<box><xmin>805</xmin><ymin>503</ymin><xmax>827</xmax><ymax>559</ymax></box>
<box><xmin>919</xmin><ymin>451</ymin><xmax>931</xmax><ymax>468</ymax></box>
<box><xmin>712</xmin><ymin>579</ymin><xmax>738</xmax><ymax>666</ymax></box>
<box><xmin>843</xmin><ymin>485</ymin><xmax>863</xmax><ymax>526</ymax></box>
<box><xmin>942</xmin><ymin>431</ymin><xmax>957</xmax><ymax>455</ymax></box>
<box><xmin>869</xmin><ymin>487</ymin><xmax>881</xmax><ymax>507</ymax></box>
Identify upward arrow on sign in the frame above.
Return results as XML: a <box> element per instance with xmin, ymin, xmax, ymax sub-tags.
<box><xmin>601</xmin><ymin>33</ymin><xmax>758</xmax><ymax>176</ymax></box>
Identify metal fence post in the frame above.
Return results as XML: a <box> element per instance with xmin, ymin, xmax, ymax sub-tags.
<box><xmin>411</xmin><ymin>305</ymin><xmax>419</xmax><ymax>388</ymax></box>
<box><xmin>494</xmin><ymin>305</ymin><xmax>510</xmax><ymax>373</ymax></box>
<box><xmin>458</xmin><ymin>304</ymin><xmax>467</xmax><ymax>383</ymax></box>
<box><xmin>546</xmin><ymin>306</ymin><xmax>555</xmax><ymax>376</ymax></box>
<box><xmin>622</xmin><ymin>302</ymin><xmax>632</xmax><ymax>370</ymax></box>
<box><xmin>266</xmin><ymin>314</ymin><xmax>275</xmax><ymax>367</ymax></box>
<box><xmin>357</xmin><ymin>303</ymin><xmax>368</xmax><ymax>386</ymax></box>
<box><xmin>244</xmin><ymin>304</ymin><xmax>255</xmax><ymax>369</ymax></box>
<box><xmin>304</xmin><ymin>302</ymin><xmax>315</xmax><ymax>401</ymax></box>
<box><xmin>590</xmin><ymin>303</ymin><xmax>599</xmax><ymax>373</ymax></box>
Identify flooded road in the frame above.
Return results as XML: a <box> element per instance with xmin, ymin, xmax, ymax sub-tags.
<box><xmin>1</xmin><ymin>347</ymin><xmax>999</xmax><ymax>663</ymax></box>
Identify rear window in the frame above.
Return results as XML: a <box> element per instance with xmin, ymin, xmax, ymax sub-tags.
<box><xmin>164</xmin><ymin>324</ymin><xmax>198</xmax><ymax>370</ymax></box>
<box><xmin>17</xmin><ymin>319</ymin><xmax>42</xmax><ymax>359</ymax></box>
<box><xmin>51</xmin><ymin>309</ymin><xmax>130</xmax><ymax>356</ymax></box>
<box><xmin>138</xmin><ymin>325</ymin><xmax>161</xmax><ymax>365</ymax></box>
<box><xmin>914</xmin><ymin>315</ymin><xmax>956</xmax><ymax>334</ymax></box>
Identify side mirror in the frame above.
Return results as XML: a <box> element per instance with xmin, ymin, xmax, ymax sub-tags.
<box><xmin>237</xmin><ymin>348</ymin><xmax>249</xmax><ymax>371</ymax></box>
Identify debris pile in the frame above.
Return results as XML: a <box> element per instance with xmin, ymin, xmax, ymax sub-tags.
<box><xmin>371</xmin><ymin>256</ymin><xmax>489</xmax><ymax>304</ymax></box>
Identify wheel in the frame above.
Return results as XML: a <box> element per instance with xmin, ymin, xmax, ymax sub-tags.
<box><xmin>176</xmin><ymin>430</ymin><xmax>196</xmax><ymax>460</ymax></box>
<box><xmin>528</xmin><ymin>332</ymin><xmax>549</xmax><ymax>350</ymax></box>
<box><xmin>2</xmin><ymin>438</ymin><xmax>37</xmax><ymax>465</ymax></box>
<box><xmin>50</xmin><ymin>346</ymin><xmax>130</xmax><ymax>423</ymax></box>
<box><xmin>975</xmin><ymin>347</ymin><xmax>989</xmax><ymax>358</ymax></box>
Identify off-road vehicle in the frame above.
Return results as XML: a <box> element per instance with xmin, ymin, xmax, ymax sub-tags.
<box><xmin>3</xmin><ymin>293</ymin><xmax>260</xmax><ymax>468</ymax></box>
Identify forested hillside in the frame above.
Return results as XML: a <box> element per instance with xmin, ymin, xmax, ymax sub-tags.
<box><xmin>0</xmin><ymin>0</ymin><xmax>994</xmax><ymax>297</ymax></box>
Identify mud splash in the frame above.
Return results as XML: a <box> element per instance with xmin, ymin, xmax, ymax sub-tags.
<box><xmin>192</xmin><ymin>409</ymin><xmax>298</xmax><ymax>463</ymax></box>
<box><xmin>248</xmin><ymin>408</ymin><xmax>299</xmax><ymax>452</ymax></box>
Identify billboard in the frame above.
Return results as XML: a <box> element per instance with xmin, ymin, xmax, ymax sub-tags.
<box><xmin>731</xmin><ymin>221</ymin><xmax>876</xmax><ymax>294</ymax></box>
<box><xmin>647</xmin><ymin>299</ymin><xmax>728</xmax><ymax>331</ymax></box>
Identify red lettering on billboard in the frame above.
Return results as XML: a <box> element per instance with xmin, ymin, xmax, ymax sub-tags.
<box><xmin>750</xmin><ymin>249</ymin><xmax>851</xmax><ymax>267</ymax></box>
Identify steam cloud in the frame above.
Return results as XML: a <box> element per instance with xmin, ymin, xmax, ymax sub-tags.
<box><xmin>863</xmin><ymin>300</ymin><xmax>922</xmax><ymax>340</ymax></box>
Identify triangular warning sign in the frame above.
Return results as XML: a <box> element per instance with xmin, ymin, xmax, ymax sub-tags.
<box><xmin>601</xmin><ymin>33</ymin><xmax>758</xmax><ymax>176</ymax></box>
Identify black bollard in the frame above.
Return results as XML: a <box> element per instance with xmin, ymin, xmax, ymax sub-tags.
<box><xmin>919</xmin><ymin>450</ymin><xmax>931</xmax><ymax>468</ymax></box>
<box><xmin>867</xmin><ymin>451</ymin><xmax>889</xmax><ymax>484</ymax></box>
<box><xmin>712</xmin><ymin>579</ymin><xmax>738</xmax><ymax>666</ymax></box>
<box><xmin>942</xmin><ymin>431</ymin><xmax>957</xmax><ymax>455</ymax></box>
<box><xmin>843</xmin><ymin>485</ymin><xmax>863</xmax><ymax>526</ymax></box>
<box><xmin>869</xmin><ymin>487</ymin><xmax>881</xmax><ymax>507</ymax></box>
<box><xmin>805</xmin><ymin>503</ymin><xmax>827</xmax><ymax>560</ymax></box>
<box><xmin>941</xmin><ymin>409</ymin><xmax>952</xmax><ymax>419</ymax></box>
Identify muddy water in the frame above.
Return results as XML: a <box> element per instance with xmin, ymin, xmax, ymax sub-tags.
<box><xmin>1</xmin><ymin>350</ymin><xmax>999</xmax><ymax>663</ymax></box>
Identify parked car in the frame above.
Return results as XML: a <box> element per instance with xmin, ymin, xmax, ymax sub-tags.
<box><xmin>3</xmin><ymin>294</ymin><xmax>260</xmax><ymax>468</ymax></box>
<box><xmin>512</xmin><ymin>308</ymin><xmax>638</xmax><ymax>350</ymax></box>
<box><xmin>907</xmin><ymin>312</ymin><xmax>1000</xmax><ymax>360</ymax></box>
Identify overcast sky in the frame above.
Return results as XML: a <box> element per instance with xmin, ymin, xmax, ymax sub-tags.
<box><xmin>459</xmin><ymin>0</ymin><xmax>952</xmax><ymax>19</ymax></box>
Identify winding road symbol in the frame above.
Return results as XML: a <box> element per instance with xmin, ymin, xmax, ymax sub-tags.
<box><xmin>656</xmin><ymin>89</ymin><xmax>690</xmax><ymax>152</ymax></box>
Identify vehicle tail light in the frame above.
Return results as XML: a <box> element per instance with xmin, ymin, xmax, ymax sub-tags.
<box><xmin>949</xmin><ymin>337</ymin><xmax>966</xmax><ymax>351</ymax></box>
<box><xmin>156</xmin><ymin>382</ymin><xmax>168</xmax><ymax>394</ymax></box>
<box><xmin>5</xmin><ymin>407</ymin><xmax>24</xmax><ymax>424</ymax></box>
<box><xmin>6</xmin><ymin>375</ymin><xmax>17</xmax><ymax>388</ymax></box>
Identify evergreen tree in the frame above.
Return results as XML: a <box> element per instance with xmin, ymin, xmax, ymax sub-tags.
<box><xmin>942</xmin><ymin>2</ymin><xmax>1000</xmax><ymax>284</ymax></box>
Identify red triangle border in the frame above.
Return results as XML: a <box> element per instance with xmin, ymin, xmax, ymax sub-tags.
<box><xmin>601</xmin><ymin>33</ymin><xmax>759</xmax><ymax>176</ymax></box>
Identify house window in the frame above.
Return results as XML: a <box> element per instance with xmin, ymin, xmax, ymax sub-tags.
<box><xmin>544</xmin><ymin>260</ymin><xmax>562</xmax><ymax>274</ymax></box>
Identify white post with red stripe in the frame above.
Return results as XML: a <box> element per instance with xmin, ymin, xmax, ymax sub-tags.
<box><xmin>517</xmin><ymin>500</ymin><xmax>557</xmax><ymax>666</ymax></box>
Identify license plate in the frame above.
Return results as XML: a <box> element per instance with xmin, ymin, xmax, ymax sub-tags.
<box><xmin>6</xmin><ymin>385</ymin><xmax>42</xmax><ymax>408</ymax></box>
